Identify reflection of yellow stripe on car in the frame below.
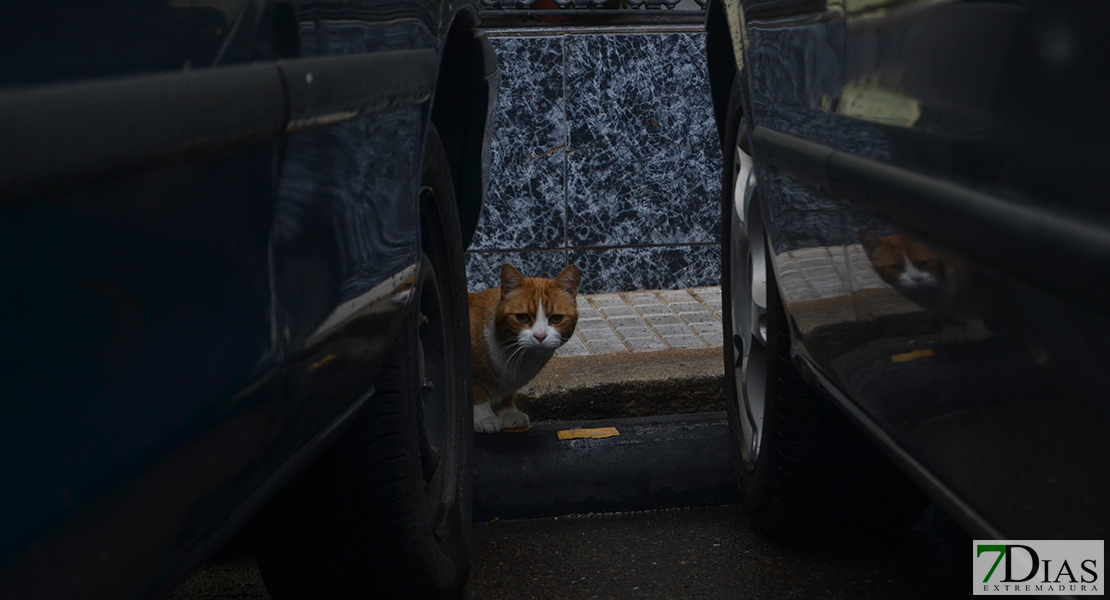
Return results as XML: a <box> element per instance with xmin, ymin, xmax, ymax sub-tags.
<box><xmin>890</xmin><ymin>349</ymin><xmax>935</xmax><ymax>363</ymax></box>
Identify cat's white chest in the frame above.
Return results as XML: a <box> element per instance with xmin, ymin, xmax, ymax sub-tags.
<box><xmin>483</xmin><ymin>323</ymin><xmax>554</xmax><ymax>401</ymax></box>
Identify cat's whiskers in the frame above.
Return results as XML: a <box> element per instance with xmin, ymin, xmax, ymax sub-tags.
<box><xmin>504</xmin><ymin>340</ymin><xmax>530</xmax><ymax>379</ymax></box>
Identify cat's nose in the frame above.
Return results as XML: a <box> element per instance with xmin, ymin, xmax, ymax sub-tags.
<box><xmin>533</xmin><ymin>331</ymin><xmax>547</xmax><ymax>342</ymax></box>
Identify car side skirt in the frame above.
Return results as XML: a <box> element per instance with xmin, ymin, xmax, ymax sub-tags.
<box><xmin>794</xmin><ymin>352</ymin><xmax>1004</xmax><ymax>540</ymax></box>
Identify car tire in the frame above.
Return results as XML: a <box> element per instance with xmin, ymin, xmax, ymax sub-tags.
<box><xmin>720</xmin><ymin>76</ymin><xmax>925</xmax><ymax>540</ymax></box>
<box><xmin>256</xmin><ymin>124</ymin><xmax>473</xmax><ymax>598</ymax></box>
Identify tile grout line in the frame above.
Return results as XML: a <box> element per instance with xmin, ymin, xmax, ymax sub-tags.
<box><xmin>617</xmin><ymin>291</ymin><xmax>658</xmax><ymax>351</ymax></box>
<box><xmin>639</xmin><ymin>290</ymin><xmax>670</xmax><ymax>346</ymax></box>
<box><xmin>788</xmin><ymin>251</ymin><xmax>821</xmax><ymax>301</ymax></box>
<box><xmin>641</xmin><ymin>290</ymin><xmax>674</xmax><ymax>350</ymax></box>
<box><xmin>680</xmin><ymin>289</ymin><xmax>712</xmax><ymax>347</ymax></box>
<box><xmin>642</xmin><ymin>291</ymin><xmax>671</xmax><ymax>349</ymax></box>
<box><xmin>646</xmin><ymin>290</ymin><xmax>682</xmax><ymax>350</ymax></box>
<box><xmin>587</xmin><ymin>292</ymin><xmax>631</xmax><ymax>353</ymax></box>
<box><xmin>628</xmin><ymin>290</ymin><xmax>685</xmax><ymax>351</ymax></box>
<box><xmin>679</xmin><ymin>289</ymin><xmax>710</xmax><ymax>346</ymax></box>
<box><xmin>685</xmin><ymin>288</ymin><xmax>722</xmax><ymax>346</ymax></box>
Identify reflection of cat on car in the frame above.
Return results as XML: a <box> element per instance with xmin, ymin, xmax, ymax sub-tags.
<box><xmin>858</xmin><ymin>229</ymin><xmax>993</xmax><ymax>338</ymax></box>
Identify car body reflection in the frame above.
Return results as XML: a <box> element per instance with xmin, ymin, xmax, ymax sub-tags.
<box><xmin>0</xmin><ymin>0</ymin><xmax>498</xmax><ymax>598</ymax></box>
<box><xmin>707</xmin><ymin>0</ymin><xmax>1110</xmax><ymax>540</ymax></box>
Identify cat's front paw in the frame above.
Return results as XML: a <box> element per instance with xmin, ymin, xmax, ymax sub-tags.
<box><xmin>474</xmin><ymin>415</ymin><xmax>504</xmax><ymax>434</ymax></box>
<box><xmin>497</xmin><ymin>408</ymin><xmax>531</xmax><ymax>430</ymax></box>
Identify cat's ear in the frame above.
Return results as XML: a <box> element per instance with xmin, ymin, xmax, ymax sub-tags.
<box><xmin>554</xmin><ymin>264</ymin><xmax>579</xmax><ymax>297</ymax></box>
<box><xmin>858</xmin><ymin>229</ymin><xmax>881</xmax><ymax>256</ymax></box>
<box><xmin>500</xmin><ymin>263</ymin><xmax>525</xmax><ymax>297</ymax></box>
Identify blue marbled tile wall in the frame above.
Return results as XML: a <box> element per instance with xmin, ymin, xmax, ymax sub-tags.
<box><xmin>466</xmin><ymin>31</ymin><xmax>722</xmax><ymax>295</ymax></box>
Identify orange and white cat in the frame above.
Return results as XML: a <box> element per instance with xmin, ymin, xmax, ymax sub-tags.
<box><xmin>469</xmin><ymin>263</ymin><xmax>579</xmax><ymax>434</ymax></box>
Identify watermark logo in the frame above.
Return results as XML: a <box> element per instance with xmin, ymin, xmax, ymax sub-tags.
<box><xmin>974</xmin><ymin>540</ymin><xmax>1103</xmax><ymax>595</ymax></box>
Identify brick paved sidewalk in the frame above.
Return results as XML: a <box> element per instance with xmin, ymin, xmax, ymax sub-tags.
<box><xmin>555</xmin><ymin>244</ymin><xmax>897</xmax><ymax>358</ymax></box>
<box><xmin>559</xmin><ymin>287</ymin><xmax>724</xmax><ymax>357</ymax></box>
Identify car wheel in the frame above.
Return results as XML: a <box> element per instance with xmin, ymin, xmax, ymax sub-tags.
<box><xmin>720</xmin><ymin>76</ymin><xmax>925</xmax><ymax>539</ymax></box>
<box><xmin>256</xmin><ymin>124</ymin><xmax>473</xmax><ymax>598</ymax></box>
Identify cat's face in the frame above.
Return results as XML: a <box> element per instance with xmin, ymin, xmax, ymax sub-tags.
<box><xmin>859</xmin><ymin>229</ymin><xmax>946</xmax><ymax>293</ymax></box>
<box><xmin>495</xmin><ymin>263</ymin><xmax>579</xmax><ymax>352</ymax></box>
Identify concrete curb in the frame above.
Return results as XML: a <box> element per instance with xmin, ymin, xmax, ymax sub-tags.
<box><xmin>474</xmin><ymin>413</ymin><xmax>738</xmax><ymax>521</ymax></box>
<box><xmin>518</xmin><ymin>346</ymin><xmax>725</xmax><ymax>421</ymax></box>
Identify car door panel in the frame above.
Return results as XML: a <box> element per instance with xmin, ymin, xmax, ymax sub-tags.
<box><xmin>742</xmin><ymin>0</ymin><xmax>1110</xmax><ymax>538</ymax></box>
<box><xmin>741</xmin><ymin>11</ymin><xmax>865</xmax><ymax>385</ymax></box>
<box><xmin>0</xmin><ymin>145</ymin><xmax>283</xmax><ymax>599</ymax></box>
<box><xmin>0</xmin><ymin>1</ymin><xmax>450</xmax><ymax>597</ymax></box>
<box><xmin>834</xmin><ymin>1</ymin><xmax>1110</xmax><ymax>539</ymax></box>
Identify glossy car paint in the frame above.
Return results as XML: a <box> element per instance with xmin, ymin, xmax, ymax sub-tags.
<box><xmin>707</xmin><ymin>0</ymin><xmax>1110</xmax><ymax>539</ymax></box>
<box><xmin>0</xmin><ymin>1</ymin><xmax>496</xmax><ymax>598</ymax></box>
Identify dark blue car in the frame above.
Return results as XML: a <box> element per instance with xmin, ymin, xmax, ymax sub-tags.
<box><xmin>705</xmin><ymin>0</ymin><xmax>1110</xmax><ymax>541</ymax></box>
<box><xmin>0</xmin><ymin>2</ymin><xmax>498</xmax><ymax>598</ymax></box>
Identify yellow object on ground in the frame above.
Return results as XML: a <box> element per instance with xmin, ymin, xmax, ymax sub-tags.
<box><xmin>557</xmin><ymin>427</ymin><xmax>620</xmax><ymax>440</ymax></box>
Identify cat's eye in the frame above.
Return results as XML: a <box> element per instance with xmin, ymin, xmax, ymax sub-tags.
<box><xmin>515</xmin><ymin>313</ymin><xmax>532</xmax><ymax>324</ymax></box>
<box><xmin>549</xmin><ymin>315</ymin><xmax>563</xmax><ymax>324</ymax></box>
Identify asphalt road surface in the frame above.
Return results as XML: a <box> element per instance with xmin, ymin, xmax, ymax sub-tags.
<box><xmin>170</xmin><ymin>502</ymin><xmax>971</xmax><ymax>600</ymax></box>
<box><xmin>465</xmin><ymin>503</ymin><xmax>971</xmax><ymax>600</ymax></box>
<box><xmin>170</xmin><ymin>412</ymin><xmax>974</xmax><ymax>599</ymax></box>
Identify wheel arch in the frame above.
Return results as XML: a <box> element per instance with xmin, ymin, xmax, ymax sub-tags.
<box><xmin>430</xmin><ymin>8</ymin><xmax>499</xmax><ymax>250</ymax></box>
<box><xmin>705</xmin><ymin>0</ymin><xmax>742</xmax><ymax>147</ymax></box>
